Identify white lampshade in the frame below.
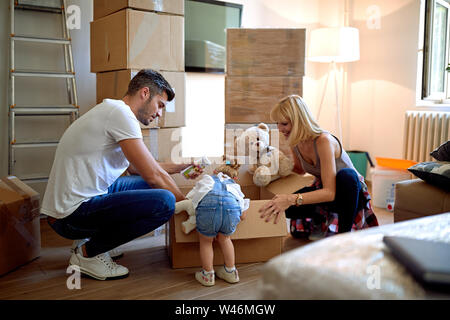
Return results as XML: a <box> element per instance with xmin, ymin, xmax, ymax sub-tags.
<box><xmin>308</xmin><ymin>27</ymin><xmax>360</xmax><ymax>63</ymax></box>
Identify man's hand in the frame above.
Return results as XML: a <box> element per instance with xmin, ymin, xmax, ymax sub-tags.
<box><xmin>159</xmin><ymin>163</ymin><xmax>204</xmax><ymax>179</ymax></box>
<box><xmin>119</xmin><ymin>138</ymin><xmax>185</xmax><ymax>201</ymax></box>
<box><xmin>259</xmin><ymin>194</ymin><xmax>297</xmax><ymax>224</ymax></box>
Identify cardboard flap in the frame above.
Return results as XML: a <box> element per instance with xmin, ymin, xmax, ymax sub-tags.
<box><xmin>265</xmin><ymin>173</ymin><xmax>315</xmax><ymax>195</ymax></box>
<box><xmin>3</xmin><ymin>176</ymin><xmax>39</xmax><ymax>200</ymax></box>
<box><xmin>174</xmin><ymin>200</ymin><xmax>288</xmax><ymax>243</ymax></box>
<box><xmin>0</xmin><ymin>177</ymin><xmax>39</xmax><ymax>205</ymax></box>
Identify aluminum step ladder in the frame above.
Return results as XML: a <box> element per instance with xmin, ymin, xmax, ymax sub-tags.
<box><xmin>8</xmin><ymin>0</ymin><xmax>79</xmax><ymax>184</ymax></box>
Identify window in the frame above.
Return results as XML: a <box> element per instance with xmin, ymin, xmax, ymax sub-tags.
<box><xmin>422</xmin><ymin>0</ymin><xmax>450</xmax><ymax>102</ymax></box>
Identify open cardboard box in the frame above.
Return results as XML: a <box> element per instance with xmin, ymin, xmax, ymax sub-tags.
<box><xmin>166</xmin><ymin>169</ymin><xmax>314</xmax><ymax>268</ymax></box>
<box><xmin>167</xmin><ymin>200</ymin><xmax>288</xmax><ymax>268</ymax></box>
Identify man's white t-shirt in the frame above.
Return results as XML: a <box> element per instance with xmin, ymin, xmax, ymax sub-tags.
<box><xmin>41</xmin><ymin>99</ymin><xmax>143</xmax><ymax>219</ymax></box>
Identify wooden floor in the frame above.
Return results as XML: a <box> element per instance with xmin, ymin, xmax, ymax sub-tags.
<box><xmin>0</xmin><ymin>203</ymin><xmax>392</xmax><ymax>300</ymax></box>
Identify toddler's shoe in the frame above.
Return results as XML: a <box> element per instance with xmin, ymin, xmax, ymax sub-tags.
<box><xmin>195</xmin><ymin>270</ymin><xmax>215</xmax><ymax>286</ymax></box>
<box><xmin>215</xmin><ymin>265</ymin><xmax>239</xmax><ymax>284</ymax></box>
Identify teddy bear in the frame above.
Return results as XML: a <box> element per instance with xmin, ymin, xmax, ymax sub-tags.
<box><xmin>232</xmin><ymin>123</ymin><xmax>294</xmax><ymax>187</ymax></box>
<box><xmin>174</xmin><ymin>160</ymin><xmax>244</xmax><ymax>234</ymax></box>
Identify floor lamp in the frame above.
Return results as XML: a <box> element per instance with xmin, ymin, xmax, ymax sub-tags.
<box><xmin>308</xmin><ymin>27</ymin><xmax>360</xmax><ymax>142</ymax></box>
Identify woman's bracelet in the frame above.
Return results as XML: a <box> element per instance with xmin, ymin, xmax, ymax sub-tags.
<box><xmin>291</xmin><ymin>194</ymin><xmax>298</xmax><ymax>206</ymax></box>
<box><xmin>295</xmin><ymin>193</ymin><xmax>303</xmax><ymax>206</ymax></box>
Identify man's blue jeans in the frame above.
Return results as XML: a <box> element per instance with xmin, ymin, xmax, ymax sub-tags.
<box><xmin>48</xmin><ymin>175</ymin><xmax>175</xmax><ymax>257</ymax></box>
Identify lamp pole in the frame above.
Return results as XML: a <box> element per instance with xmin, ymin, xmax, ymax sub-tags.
<box><xmin>332</xmin><ymin>60</ymin><xmax>343</xmax><ymax>142</ymax></box>
<box><xmin>316</xmin><ymin>60</ymin><xmax>343</xmax><ymax>143</ymax></box>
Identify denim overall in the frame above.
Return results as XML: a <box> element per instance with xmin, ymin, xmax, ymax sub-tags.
<box><xmin>195</xmin><ymin>175</ymin><xmax>242</xmax><ymax>237</ymax></box>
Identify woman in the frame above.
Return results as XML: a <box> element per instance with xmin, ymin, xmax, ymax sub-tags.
<box><xmin>259</xmin><ymin>95</ymin><xmax>378</xmax><ymax>238</ymax></box>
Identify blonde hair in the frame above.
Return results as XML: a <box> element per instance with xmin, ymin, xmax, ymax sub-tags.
<box><xmin>270</xmin><ymin>95</ymin><xmax>324</xmax><ymax>146</ymax></box>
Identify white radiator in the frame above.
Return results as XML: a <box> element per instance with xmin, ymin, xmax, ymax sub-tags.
<box><xmin>403</xmin><ymin>111</ymin><xmax>450</xmax><ymax>162</ymax></box>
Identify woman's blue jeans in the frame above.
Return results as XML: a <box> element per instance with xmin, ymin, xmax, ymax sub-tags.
<box><xmin>48</xmin><ymin>175</ymin><xmax>175</xmax><ymax>257</ymax></box>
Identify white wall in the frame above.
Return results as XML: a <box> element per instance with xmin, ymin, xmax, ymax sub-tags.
<box><xmin>346</xmin><ymin>0</ymin><xmax>422</xmax><ymax>160</ymax></box>
<box><xmin>289</xmin><ymin>0</ymin><xmax>436</xmax><ymax>170</ymax></box>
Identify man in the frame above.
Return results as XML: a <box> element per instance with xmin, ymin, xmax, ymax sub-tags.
<box><xmin>41</xmin><ymin>69</ymin><xmax>195</xmax><ymax>280</ymax></box>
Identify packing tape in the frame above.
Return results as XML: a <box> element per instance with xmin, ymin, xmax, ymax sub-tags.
<box><xmin>9</xmin><ymin>214</ymin><xmax>40</xmax><ymax>248</ymax></box>
<box><xmin>153</xmin><ymin>0</ymin><xmax>163</xmax><ymax>12</ymax></box>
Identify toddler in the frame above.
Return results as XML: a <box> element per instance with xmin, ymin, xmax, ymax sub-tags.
<box><xmin>175</xmin><ymin>162</ymin><xmax>249</xmax><ymax>286</ymax></box>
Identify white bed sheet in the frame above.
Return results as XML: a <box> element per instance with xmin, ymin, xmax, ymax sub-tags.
<box><xmin>258</xmin><ymin>213</ymin><xmax>450</xmax><ymax>299</ymax></box>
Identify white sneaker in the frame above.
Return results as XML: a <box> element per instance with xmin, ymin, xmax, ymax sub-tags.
<box><xmin>215</xmin><ymin>265</ymin><xmax>239</xmax><ymax>284</ymax></box>
<box><xmin>195</xmin><ymin>270</ymin><xmax>215</xmax><ymax>286</ymax></box>
<box><xmin>71</xmin><ymin>240</ymin><xmax>123</xmax><ymax>259</ymax></box>
<box><xmin>69</xmin><ymin>248</ymin><xmax>129</xmax><ymax>280</ymax></box>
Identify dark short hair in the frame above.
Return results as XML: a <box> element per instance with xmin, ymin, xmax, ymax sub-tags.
<box><xmin>126</xmin><ymin>69</ymin><xmax>175</xmax><ymax>101</ymax></box>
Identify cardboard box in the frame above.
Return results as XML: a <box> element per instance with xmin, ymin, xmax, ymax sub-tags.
<box><xmin>166</xmin><ymin>165</ymin><xmax>314</xmax><ymax>268</ymax></box>
<box><xmin>0</xmin><ymin>176</ymin><xmax>40</xmax><ymax>276</ymax></box>
<box><xmin>227</xmin><ymin>28</ymin><xmax>306</xmax><ymax>77</ymax></box>
<box><xmin>167</xmin><ymin>200</ymin><xmax>288</xmax><ymax>268</ymax></box>
<box><xmin>225</xmin><ymin>76</ymin><xmax>303</xmax><ymax>123</ymax></box>
<box><xmin>97</xmin><ymin>69</ymin><xmax>186</xmax><ymax>128</ymax></box>
<box><xmin>94</xmin><ymin>0</ymin><xmax>184</xmax><ymax>20</ymax></box>
<box><xmin>142</xmin><ymin>127</ymin><xmax>184</xmax><ymax>162</ymax></box>
<box><xmin>91</xmin><ymin>9</ymin><xmax>184</xmax><ymax>73</ymax></box>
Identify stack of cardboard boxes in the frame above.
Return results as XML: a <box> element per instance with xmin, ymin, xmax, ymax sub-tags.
<box><xmin>225</xmin><ymin>28</ymin><xmax>306</xmax><ymax>159</ymax></box>
<box><xmin>91</xmin><ymin>0</ymin><xmax>186</xmax><ymax>162</ymax></box>
<box><xmin>223</xmin><ymin>28</ymin><xmax>307</xmax><ymax>203</ymax></box>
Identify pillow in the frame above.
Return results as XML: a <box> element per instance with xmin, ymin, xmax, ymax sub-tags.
<box><xmin>408</xmin><ymin>161</ymin><xmax>450</xmax><ymax>191</ymax></box>
<box><xmin>430</xmin><ymin>140</ymin><xmax>450</xmax><ymax>161</ymax></box>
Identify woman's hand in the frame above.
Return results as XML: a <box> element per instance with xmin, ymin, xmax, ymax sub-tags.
<box><xmin>259</xmin><ymin>194</ymin><xmax>297</xmax><ymax>224</ymax></box>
